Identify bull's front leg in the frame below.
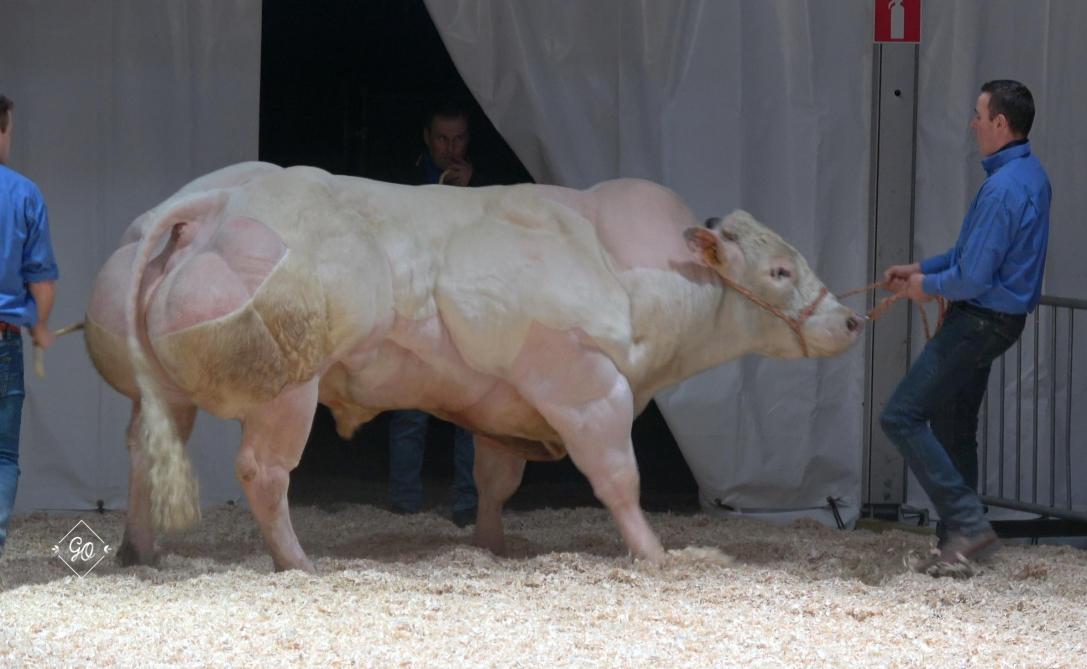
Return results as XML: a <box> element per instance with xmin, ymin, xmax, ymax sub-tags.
<box><xmin>118</xmin><ymin>399</ymin><xmax>197</xmax><ymax>566</ymax></box>
<box><xmin>470</xmin><ymin>436</ymin><xmax>526</xmax><ymax>555</ymax></box>
<box><xmin>511</xmin><ymin>325</ymin><xmax>665</xmax><ymax>563</ymax></box>
<box><xmin>235</xmin><ymin>380</ymin><xmax>318</xmax><ymax>573</ymax></box>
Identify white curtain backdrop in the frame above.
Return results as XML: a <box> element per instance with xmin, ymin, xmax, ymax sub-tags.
<box><xmin>910</xmin><ymin>1</ymin><xmax>1086</xmax><ymax>516</ymax></box>
<box><xmin>1</xmin><ymin>1</ymin><xmax>260</xmax><ymax>512</ymax></box>
<box><xmin>3</xmin><ymin>1</ymin><xmax>1080</xmax><ymax>523</ymax></box>
<box><xmin>426</xmin><ymin>0</ymin><xmax>874</xmax><ymax>521</ymax></box>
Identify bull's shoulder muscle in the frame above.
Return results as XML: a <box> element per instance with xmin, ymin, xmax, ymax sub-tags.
<box><xmin>436</xmin><ymin>186</ymin><xmax>634</xmax><ymax>374</ymax></box>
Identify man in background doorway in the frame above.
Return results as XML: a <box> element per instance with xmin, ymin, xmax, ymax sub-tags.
<box><xmin>403</xmin><ymin>98</ymin><xmax>489</xmax><ymax>187</ymax></box>
<box><xmin>385</xmin><ymin>98</ymin><xmax>489</xmax><ymax>528</ymax></box>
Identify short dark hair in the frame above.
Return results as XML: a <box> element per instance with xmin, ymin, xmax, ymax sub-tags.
<box><xmin>425</xmin><ymin>97</ymin><xmax>471</xmax><ymax>132</ymax></box>
<box><xmin>0</xmin><ymin>95</ymin><xmax>12</xmax><ymax>133</ymax></box>
<box><xmin>981</xmin><ymin>80</ymin><xmax>1035</xmax><ymax>137</ymax></box>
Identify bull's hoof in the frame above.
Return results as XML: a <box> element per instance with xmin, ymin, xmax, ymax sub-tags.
<box><xmin>632</xmin><ymin>542</ymin><xmax>667</xmax><ymax>566</ymax></box>
<box><xmin>273</xmin><ymin>558</ymin><xmax>316</xmax><ymax>574</ymax></box>
<box><xmin>472</xmin><ymin>530</ymin><xmax>507</xmax><ymax>557</ymax></box>
<box><xmin>633</xmin><ymin>548</ymin><xmax>668</xmax><ymax>567</ymax></box>
<box><xmin>115</xmin><ymin>541</ymin><xmax>158</xmax><ymax>567</ymax></box>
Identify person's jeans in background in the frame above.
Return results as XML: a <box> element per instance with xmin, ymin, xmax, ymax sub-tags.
<box><xmin>880</xmin><ymin>302</ymin><xmax>1025</xmax><ymax>537</ymax></box>
<box><xmin>0</xmin><ymin>331</ymin><xmax>25</xmax><ymax>557</ymax></box>
<box><xmin>388</xmin><ymin>409</ymin><xmax>477</xmax><ymax>513</ymax></box>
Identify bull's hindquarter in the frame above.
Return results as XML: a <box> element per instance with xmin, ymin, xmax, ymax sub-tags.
<box><xmin>86</xmin><ymin>167</ymin><xmax>402</xmax><ymax>571</ymax></box>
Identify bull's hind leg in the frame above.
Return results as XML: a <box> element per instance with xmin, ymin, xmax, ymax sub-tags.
<box><xmin>235</xmin><ymin>380</ymin><xmax>318</xmax><ymax>573</ymax></box>
<box><xmin>511</xmin><ymin>325</ymin><xmax>665</xmax><ymax>563</ymax></box>
<box><xmin>471</xmin><ymin>436</ymin><xmax>526</xmax><ymax>555</ymax></box>
<box><xmin>118</xmin><ymin>400</ymin><xmax>197</xmax><ymax>566</ymax></box>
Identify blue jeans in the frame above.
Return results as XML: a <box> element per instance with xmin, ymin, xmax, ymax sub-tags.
<box><xmin>0</xmin><ymin>331</ymin><xmax>25</xmax><ymax>557</ymax></box>
<box><xmin>880</xmin><ymin>302</ymin><xmax>1025</xmax><ymax>536</ymax></box>
<box><xmin>388</xmin><ymin>410</ymin><xmax>477</xmax><ymax>513</ymax></box>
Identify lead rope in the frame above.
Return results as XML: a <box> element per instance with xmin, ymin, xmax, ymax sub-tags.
<box><xmin>32</xmin><ymin>321</ymin><xmax>85</xmax><ymax>378</ymax></box>
<box><xmin>837</xmin><ymin>281</ymin><xmax>948</xmax><ymax>340</ymax></box>
<box><xmin>718</xmin><ymin>277</ymin><xmax>946</xmax><ymax>358</ymax></box>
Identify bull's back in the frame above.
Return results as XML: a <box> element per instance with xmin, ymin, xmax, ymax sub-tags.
<box><xmin>538</xmin><ymin>179</ymin><xmax>703</xmax><ymax>274</ymax></box>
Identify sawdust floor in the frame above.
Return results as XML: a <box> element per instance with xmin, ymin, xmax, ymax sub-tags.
<box><xmin>1</xmin><ymin>502</ymin><xmax>1084</xmax><ymax>668</ymax></box>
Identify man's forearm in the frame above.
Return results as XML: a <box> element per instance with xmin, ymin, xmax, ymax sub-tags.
<box><xmin>27</xmin><ymin>280</ymin><xmax>56</xmax><ymax>326</ymax></box>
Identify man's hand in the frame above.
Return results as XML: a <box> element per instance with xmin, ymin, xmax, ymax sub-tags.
<box><xmin>904</xmin><ymin>272</ymin><xmax>933</xmax><ymax>303</ymax></box>
<box><xmin>441</xmin><ymin>158</ymin><xmax>473</xmax><ymax>187</ymax></box>
<box><xmin>882</xmin><ymin>262</ymin><xmax>921</xmax><ymax>292</ymax></box>
<box><xmin>27</xmin><ymin>280</ymin><xmax>57</xmax><ymax>348</ymax></box>
<box><xmin>30</xmin><ymin>322</ymin><xmax>56</xmax><ymax>349</ymax></box>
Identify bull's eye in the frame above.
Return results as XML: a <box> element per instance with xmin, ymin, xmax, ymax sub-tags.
<box><xmin>770</xmin><ymin>267</ymin><xmax>792</xmax><ymax>280</ymax></box>
<box><xmin>719</xmin><ymin>228</ymin><xmax>739</xmax><ymax>242</ymax></box>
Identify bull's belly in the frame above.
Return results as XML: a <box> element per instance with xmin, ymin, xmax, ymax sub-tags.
<box><xmin>327</xmin><ymin>334</ymin><xmax>561</xmax><ymax>444</ymax></box>
<box><xmin>431</xmin><ymin>383</ymin><xmax>560</xmax><ymax>443</ymax></box>
<box><xmin>348</xmin><ymin>373</ymin><xmax>559</xmax><ymax>442</ymax></box>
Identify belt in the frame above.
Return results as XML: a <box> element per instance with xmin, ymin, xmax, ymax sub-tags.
<box><xmin>0</xmin><ymin>322</ymin><xmax>20</xmax><ymax>334</ymax></box>
<box><xmin>952</xmin><ymin>301</ymin><xmax>1026</xmax><ymax>324</ymax></box>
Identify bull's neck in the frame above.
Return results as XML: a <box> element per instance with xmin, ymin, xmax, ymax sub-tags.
<box><xmin>639</xmin><ymin>287</ymin><xmax>758</xmax><ymax>400</ymax></box>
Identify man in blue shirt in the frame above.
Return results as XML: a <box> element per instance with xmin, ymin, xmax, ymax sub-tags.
<box><xmin>880</xmin><ymin>80</ymin><xmax>1051</xmax><ymax>577</ymax></box>
<box><xmin>0</xmin><ymin>95</ymin><xmax>60</xmax><ymax>558</ymax></box>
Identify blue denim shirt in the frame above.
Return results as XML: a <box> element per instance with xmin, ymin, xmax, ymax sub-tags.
<box><xmin>921</xmin><ymin>140</ymin><xmax>1051</xmax><ymax>314</ymax></box>
<box><xmin>0</xmin><ymin>165</ymin><xmax>59</xmax><ymax>327</ymax></box>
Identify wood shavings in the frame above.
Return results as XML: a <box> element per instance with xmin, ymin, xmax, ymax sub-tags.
<box><xmin>1</xmin><ymin>504</ymin><xmax>1084</xmax><ymax>667</ymax></box>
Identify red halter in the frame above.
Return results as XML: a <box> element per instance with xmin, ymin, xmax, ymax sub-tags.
<box><xmin>716</xmin><ymin>274</ymin><xmax>830</xmax><ymax>358</ymax></box>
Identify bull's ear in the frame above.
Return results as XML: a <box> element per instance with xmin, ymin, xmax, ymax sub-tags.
<box><xmin>684</xmin><ymin>227</ymin><xmax>722</xmax><ymax>267</ymax></box>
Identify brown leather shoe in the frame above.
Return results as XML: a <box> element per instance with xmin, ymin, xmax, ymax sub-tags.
<box><xmin>910</xmin><ymin>527</ymin><xmax>1000</xmax><ymax>578</ymax></box>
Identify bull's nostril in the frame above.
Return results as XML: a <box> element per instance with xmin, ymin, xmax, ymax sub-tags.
<box><xmin>846</xmin><ymin>316</ymin><xmax>860</xmax><ymax>332</ymax></box>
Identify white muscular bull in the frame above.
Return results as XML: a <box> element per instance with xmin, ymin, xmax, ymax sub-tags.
<box><xmin>84</xmin><ymin>162</ymin><xmax>862</xmax><ymax>571</ymax></box>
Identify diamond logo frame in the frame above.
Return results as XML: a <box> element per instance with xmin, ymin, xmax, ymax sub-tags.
<box><xmin>51</xmin><ymin>519</ymin><xmax>113</xmax><ymax>577</ymax></box>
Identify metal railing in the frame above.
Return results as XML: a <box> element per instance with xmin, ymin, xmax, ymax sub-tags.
<box><xmin>979</xmin><ymin>295</ymin><xmax>1087</xmax><ymax>525</ymax></box>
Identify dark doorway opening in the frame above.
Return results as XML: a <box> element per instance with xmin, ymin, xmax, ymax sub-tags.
<box><xmin>259</xmin><ymin>0</ymin><xmax>698</xmax><ymax>515</ymax></box>
<box><xmin>259</xmin><ymin>0</ymin><xmax>528</xmax><ymax>183</ymax></box>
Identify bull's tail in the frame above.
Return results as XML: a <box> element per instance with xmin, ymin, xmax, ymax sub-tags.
<box><xmin>124</xmin><ymin>190</ymin><xmax>228</xmax><ymax>532</ymax></box>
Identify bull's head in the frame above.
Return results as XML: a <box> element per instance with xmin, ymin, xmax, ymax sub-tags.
<box><xmin>684</xmin><ymin>210</ymin><xmax>863</xmax><ymax>358</ymax></box>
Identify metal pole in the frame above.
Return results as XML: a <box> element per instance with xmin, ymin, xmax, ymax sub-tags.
<box><xmin>999</xmin><ymin>354</ymin><xmax>1006</xmax><ymax>498</ymax></box>
<box><xmin>981</xmin><ymin>495</ymin><xmax>1087</xmax><ymax>523</ymax></box>
<box><xmin>1015</xmin><ymin>338</ymin><xmax>1022</xmax><ymax>501</ymax></box>
<box><xmin>1050</xmin><ymin>306</ymin><xmax>1058</xmax><ymax>508</ymax></box>
<box><xmin>863</xmin><ymin>43</ymin><xmax>919</xmax><ymax>512</ymax></box>
<box><xmin>1032</xmin><ymin>310</ymin><xmax>1039</xmax><ymax>504</ymax></box>
<box><xmin>1066</xmin><ymin>310</ymin><xmax>1074</xmax><ymax>510</ymax></box>
<box><xmin>981</xmin><ymin>384</ymin><xmax>989</xmax><ymax>496</ymax></box>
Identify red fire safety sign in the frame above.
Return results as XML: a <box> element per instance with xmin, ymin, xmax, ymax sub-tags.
<box><xmin>875</xmin><ymin>0</ymin><xmax>921</xmax><ymax>43</ymax></box>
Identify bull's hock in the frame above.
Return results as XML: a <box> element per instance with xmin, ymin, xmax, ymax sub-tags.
<box><xmin>83</xmin><ymin>162</ymin><xmax>862</xmax><ymax>570</ymax></box>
